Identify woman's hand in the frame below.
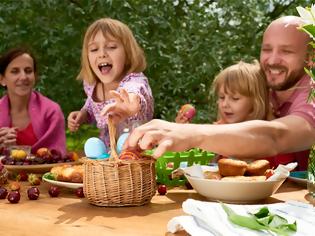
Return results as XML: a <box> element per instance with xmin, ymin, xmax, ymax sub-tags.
<box><xmin>0</xmin><ymin>127</ymin><xmax>17</xmax><ymax>146</ymax></box>
<box><xmin>100</xmin><ymin>89</ymin><xmax>141</xmax><ymax>125</ymax></box>
<box><xmin>67</xmin><ymin>110</ymin><xmax>88</xmax><ymax>132</ymax></box>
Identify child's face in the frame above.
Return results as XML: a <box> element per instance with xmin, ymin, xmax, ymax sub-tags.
<box><xmin>87</xmin><ymin>30</ymin><xmax>126</xmax><ymax>85</ymax></box>
<box><xmin>0</xmin><ymin>53</ymin><xmax>35</xmax><ymax>97</ymax></box>
<box><xmin>217</xmin><ymin>86</ymin><xmax>253</xmax><ymax>124</ymax></box>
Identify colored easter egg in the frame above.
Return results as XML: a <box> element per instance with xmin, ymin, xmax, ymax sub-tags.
<box><xmin>117</xmin><ymin>132</ymin><xmax>129</xmax><ymax>154</ymax></box>
<box><xmin>84</xmin><ymin>137</ymin><xmax>108</xmax><ymax>159</ymax></box>
<box><xmin>180</xmin><ymin>104</ymin><xmax>196</xmax><ymax>120</ymax></box>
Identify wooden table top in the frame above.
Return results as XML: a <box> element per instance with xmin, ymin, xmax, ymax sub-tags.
<box><xmin>0</xmin><ymin>179</ymin><xmax>313</xmax><ymax>236</ymax></box>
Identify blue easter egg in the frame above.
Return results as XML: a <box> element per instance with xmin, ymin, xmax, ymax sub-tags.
<box><xmin>84</xmin><ymin>137</ymin><xmax>108</xmax><ymax>159</ymax></box>
<box><xmin>116</xmin><ymin>132</ymin><xmax>129</xmax><ymax>154</ymax></box>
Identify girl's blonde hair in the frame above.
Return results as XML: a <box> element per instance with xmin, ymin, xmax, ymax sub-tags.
<box><xmin>77</xmin><ymin>18</ymin><xmax>146</xmax><ymax>84</ymax></box>
<box><xmin>212</xmin><ymin>60</ymin><xmax>269</xmax><ymax>120</ymax></box>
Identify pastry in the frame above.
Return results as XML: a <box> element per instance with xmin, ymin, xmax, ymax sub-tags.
<box><xmin>221</xmin><ymin>175</ymin><xmax>266</xmax><ymax>181</ymax></box>
<box><xmin>246</xmin><ymin>160</ymin><xmax>270</xmax><ymax>176</ymax></box>
<box><xmin>50</xmin><ymin>164</ymin><xmax>83</xmax><ymax>183</ymax></box>
<box><xmin>218</xmin><ymin>158</ymin><xmax>248</xmax><ymax>176</ymax></box>
<box><xmin>204</xmin><ymin>171</ymin><xmax>222</xmax><ymax>180</ymax></box>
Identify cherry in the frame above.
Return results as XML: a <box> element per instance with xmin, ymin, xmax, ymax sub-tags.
<box><xmin>27</xmin><ymin>187</ymin><xmax>40</xmax><ymax>200</ymax></box>
<box><xmin>74</xmin><ymin>187</ymin><xmax>84</xmax><ymax>198</ymax></box>
<box><xmin>157</xmin><ymin>184</ymin><xmax>167</xmax><ymax>195</ymax></box>
<box><xmin>48</xmin><ymin>186</ymin><xmax>60</xmax><ymax>197</ymax></box>
<box><xmin>0</xmin><ymin>187</ymin><xmax>8</xmax><ymax>199</ymax></box>
<box><xmin>7</xmin><ymin>190</ymin><xmax>20</xmax><ymax>203</ymax></box>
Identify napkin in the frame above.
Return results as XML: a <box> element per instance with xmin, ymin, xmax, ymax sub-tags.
<box><xmin>167</xmin><ymin>199</ymin><xmax>315</xmax><ymax>236</ymax></box>
<box><xmin>267</xmin><ymin>162</ymin><xmax>297</xmax><ymax>181</ymax></box>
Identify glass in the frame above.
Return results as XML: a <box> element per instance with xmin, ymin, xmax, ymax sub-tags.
<box><xmin>307</xmin><ymin>145</ymin><xmax>315</xmax><ymax>197</ymax></box>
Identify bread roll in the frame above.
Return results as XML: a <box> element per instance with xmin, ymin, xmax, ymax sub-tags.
<box><xmin>218</xmin><ymin>158</ymin><xmax>248</xmax><ymax>176</ymax></box>
<box><xmin>246</xmin><ymin>160</ymin><xmax>270</xmax><ymax>176</ymax></box>
<box><xmin>204</xmin><ymin>171</ymin><xmax>222</xmax><ymax>180</ymax></box>
<box><xmin>221</xmin><ymin>176</ymin><xmax>266</xmax><ymax>181</ymax></box>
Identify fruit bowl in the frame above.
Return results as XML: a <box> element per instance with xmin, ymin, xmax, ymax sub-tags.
<box><xmin>1</xmin><ymin>161</ymin><xmax>79</xmax><ymax>173</ymax></box>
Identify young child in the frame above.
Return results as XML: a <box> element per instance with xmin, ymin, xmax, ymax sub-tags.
<box><xmin>176</xmin><ymin>61</ymin><xmax>295</xmax><ymax>168</ymax></box>
<box><xmin>176</xmin><ymin>61</ymin><xmax>269</xmax><ymax>124</ymax></box>
<box><xmin>67</xmin><ymin>18</ymin><xmax>154</xmax><ymax>149</ymax></box>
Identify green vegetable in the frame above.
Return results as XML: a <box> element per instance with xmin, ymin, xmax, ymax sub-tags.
<box><xmin>220</xmin><ymin>202</ymin><xmax>297</xmax><ymax>236</ymax></box>
<box><xmin>43</xmin><ymin>172</ymin><xmax>56</xmax><ymax>180</ymax></box>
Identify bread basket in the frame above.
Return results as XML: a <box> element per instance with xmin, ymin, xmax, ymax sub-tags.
<box><xmin>83</xmin><ymin>118</ymin><xmax>156</xmax><ymax>207</ymax></box>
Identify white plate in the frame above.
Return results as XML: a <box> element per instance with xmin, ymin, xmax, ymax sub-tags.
<box><xmin>185</xmin><ymin>166</ymin><xmax>285</xmax><ymax>203</ymax></box>
<box><xmin>288</xmin><ymin>171</ymin><xmax>307</xmax><ymax>187</ymax></box>
<box><xmin>42</xmin><ymin>172</ymin><xmax>83</xmax><ymax>189</ymax></box>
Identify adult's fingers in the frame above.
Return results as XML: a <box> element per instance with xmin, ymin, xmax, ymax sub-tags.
<box><xmin>152</xmin><ymin>138</ymin><xmax>174</xmax><ymax>158</ymax></box>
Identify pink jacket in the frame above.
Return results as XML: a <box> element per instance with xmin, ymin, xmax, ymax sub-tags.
<box><xmin>0</xmin><ymin>91</ymin><xmax>66</xmax><ymax>155</ymax></box>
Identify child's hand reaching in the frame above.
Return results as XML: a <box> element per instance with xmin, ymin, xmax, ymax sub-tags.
<box><xmin>175</xmin><ymin>110</ymin><xmax>190</xmax><ymax>123</ymax></box>
<box><xmin>67</xmin><ymin>110</ymin><xmax>88</xmax><ymax>132</ymax></box>
<box><xmin>100</xmin><ymin>89</ymin><xmax>141</xmax><ymax>124</ymax></box>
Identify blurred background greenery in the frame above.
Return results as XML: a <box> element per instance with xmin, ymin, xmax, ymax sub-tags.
<box><xmin>0</xmin><ymin>0</ymin><xmax>311</xmax><ymax>150</ymax></box>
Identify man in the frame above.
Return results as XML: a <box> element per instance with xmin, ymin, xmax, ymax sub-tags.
<box><xmin>125</xmin><ymin>16</ymin><xmax>315</xmax><ymax>170</ymax></box>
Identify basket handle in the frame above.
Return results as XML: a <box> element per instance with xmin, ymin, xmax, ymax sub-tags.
<box><xmin>108</xmin><ymin>116</ymin><xmax>119</xmax><ymax>161</ymax></box>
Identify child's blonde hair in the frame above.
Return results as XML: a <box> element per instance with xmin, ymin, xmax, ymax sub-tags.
<box><xmin>77</xmin><ymin>18</ymin><xmax>146</xmax><ymax>84</ymax></box>
<box><xmin>212</xmin><ymin>60</ymin><xmax>269</xmax><ymax>120</ymax></box>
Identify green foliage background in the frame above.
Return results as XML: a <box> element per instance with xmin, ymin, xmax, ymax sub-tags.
<box><xmin>0</xmin><ymin>0</ymin><xmax>311</xmax><ymax>149</ymax></box>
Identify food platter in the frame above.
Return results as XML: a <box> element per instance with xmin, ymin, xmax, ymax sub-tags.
<box><xmin>0</xmin><ymin>156</ymin><xmax>79</xmax><ymax>173</ymax></box>
<box><xmin>42</xmin><ymin>172</ymin><xmax>83</xmax><ymax>189</ymax></box>
<box><xmin>288</xmin><ymin>171</ymin><xmax>307</xmax><ymax>187</ymax></box>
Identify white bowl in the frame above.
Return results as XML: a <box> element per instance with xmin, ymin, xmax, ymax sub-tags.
<box><xmin>185</xmin><ymin>166</ymin><xmax>285</xmax><ymax>203</ymax></box>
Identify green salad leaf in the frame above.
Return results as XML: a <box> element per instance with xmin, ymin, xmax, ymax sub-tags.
<box><xmin>220</xmin><ymin>203</ymin><xmax>297</xmax><ymax>236</ymax></box>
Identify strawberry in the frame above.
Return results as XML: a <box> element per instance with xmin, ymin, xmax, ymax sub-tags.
<box><xmin>28</xmin><ymin>173</ymin><xmax>41</xmax><ymax>186</ymax></box>
<box><xmin>17</xmin><ymin>171</ymin><xmax>28</xmax><ymax>181</ymax></box>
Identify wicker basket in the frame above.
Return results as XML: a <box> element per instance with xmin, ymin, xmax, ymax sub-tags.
<box><xmin>83</xmin><ymin>118</ymin><xmax>156</xmax><ymax>207</ymax></box>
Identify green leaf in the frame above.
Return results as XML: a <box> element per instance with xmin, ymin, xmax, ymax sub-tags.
<box><xmin>252</xmin><ymin>206</ymin><xmax>270</xmax><ymax>218</ymax></box>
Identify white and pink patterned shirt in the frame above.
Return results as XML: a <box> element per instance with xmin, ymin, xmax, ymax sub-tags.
<box><xmin>82</xmin><ymin>72</ymin><xmax>154</xmax><ymax>148</ymax></box>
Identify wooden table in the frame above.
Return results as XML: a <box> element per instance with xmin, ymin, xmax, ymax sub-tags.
<box><xmin>0</xmin><ymin>179</ymin><xmax>313</xmax><ymax>236</ymax></box>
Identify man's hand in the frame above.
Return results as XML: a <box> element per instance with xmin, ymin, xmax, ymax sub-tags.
<box><xmin>124</xmin><ymin>119</ymin><xmax>196</xmax><ymax>158</ymax></box>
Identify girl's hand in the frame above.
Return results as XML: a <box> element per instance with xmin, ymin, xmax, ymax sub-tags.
<box><xmin>67</xmin><ymin>110</ymin><xmax>87</xmax><ymax>132</ymax></box>
<box><xmin>0</xmin><ymin>127</ymin><xmax>17</xmax><ymax>146</ymax></box>
<box><xmin>100</xmin><ymin>89</ymin><xmax>141</xmax><ymax>125</ymax></box>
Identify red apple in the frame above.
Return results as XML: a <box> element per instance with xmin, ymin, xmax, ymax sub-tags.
<box><xmin>36</xmin><ymin>148</ymin><xmax>51</xmax><ymax>158</ymax></box>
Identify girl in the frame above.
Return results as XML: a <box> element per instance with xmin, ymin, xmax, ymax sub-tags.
<box><xmin>212</xmin><ymin>60</ymin><xmax>270</xmax><ymax>123</ymax></box>
<box><xmin>176</xmin><ymin>61</ymin><xmax>269</xmax><ymax>123</ymax></box>
<box><xmin>176</xmin><ymin>60</ymin><xmax>295</xmax><ymax>168</ymax></box>
<box><xmin>0</xmin><ymin>47</ymin><xmax>66</xmax><ymax>155</ymax></box>
<box><xmin>68</xmin><ymin>18</ymin><xmax>154</xmax><ymax>149</ymax></box>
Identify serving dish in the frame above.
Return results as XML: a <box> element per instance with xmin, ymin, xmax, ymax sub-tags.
<box><xmin>42</xmin><ymin>172</ymin><xmax>83</xmax><ymax>189</ymax></box>
<box><xmin>288</xmin><ymin>171</ymin><xmax>307</xmax><ymax>187</ymax></box>
<box><xmin>185</xmin><ymin>166</ymin><xmax>285</xmax><ymax>203</ymax></box>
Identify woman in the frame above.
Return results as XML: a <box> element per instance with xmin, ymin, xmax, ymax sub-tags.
<box><xmin>0</xmin><ymin>47</ymin><xmax>66</xmax><ymax>155</ymax></box>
